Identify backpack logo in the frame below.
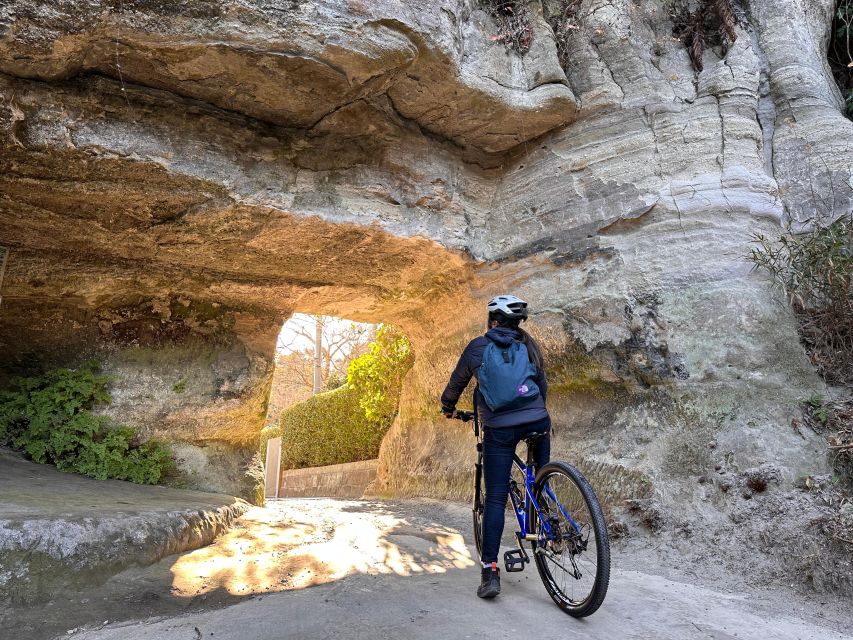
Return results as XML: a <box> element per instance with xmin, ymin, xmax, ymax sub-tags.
<box><xmin>478</xmin><ymin>338</ymin><xmax>540</xmax><ymax>412</ymax></box>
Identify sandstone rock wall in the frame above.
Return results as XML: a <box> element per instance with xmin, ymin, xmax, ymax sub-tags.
<box><xmin>0</xmin><ymin>0</ymin><xmax>851</xmax><ymax>589</ymax></box>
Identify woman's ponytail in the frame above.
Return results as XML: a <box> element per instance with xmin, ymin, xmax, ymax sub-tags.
<box><xmin>517</xmin><ymin>327</ymin><xmax>544</xmax><ymax>373</ymax></box>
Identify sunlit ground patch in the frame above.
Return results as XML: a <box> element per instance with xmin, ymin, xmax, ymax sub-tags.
<box><xmin>169</xmin><ymin>499</ymin><xmax>475</xmax><ymax>596</ymax></box>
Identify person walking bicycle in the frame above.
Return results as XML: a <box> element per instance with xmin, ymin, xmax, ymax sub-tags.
<box><xmin>440</xmin><ymin>294</ymin><xmax>550</xmax><ymax>599</ymax></box>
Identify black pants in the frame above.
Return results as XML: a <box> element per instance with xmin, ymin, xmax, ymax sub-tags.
<box><xmin>480</xmin><ymin>416</ymin><xmax>551</xmax><ymax>564</ymax></box>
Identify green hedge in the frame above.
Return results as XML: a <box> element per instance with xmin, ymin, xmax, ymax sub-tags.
<box><xmin>0</xmin><ymin>362</ymin><xmax>173</xmax><ymax>484</ymax></box>
<box><xmin>262</xmin><ymin>325</ymin><xmax>412</xmax><ymax>469</ymax></box>
<box><xmin>263</xmin><ymin>384</ymin><xmax>381</xmax><ymax>469</ymax></box>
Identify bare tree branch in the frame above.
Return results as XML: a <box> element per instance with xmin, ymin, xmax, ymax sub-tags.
<box><xmin>274</xmin><ymin>314</ymin><xmax>375</xmax><ymax>393</ymax></box>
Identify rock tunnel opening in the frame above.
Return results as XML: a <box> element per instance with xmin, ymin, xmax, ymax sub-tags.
<box><xmin>0</xmin><ymin>154</ymin><xmax>475</xmax><ymax>502</ymax></box>
<box><xmin>267</xmin><ymin>313</ymin><xmax>376</xmax><ymax>423</ymax></box>
<box><xmin>260</xmin><ymin>313</ymin><xmax>420</xmax><ymax>500</ymax></box>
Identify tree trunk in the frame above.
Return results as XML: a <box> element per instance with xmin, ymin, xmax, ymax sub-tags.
<box><xmin>312</xmin><ymin>315</ymin><xmax>323</xmax><ymax>394</ymax></box>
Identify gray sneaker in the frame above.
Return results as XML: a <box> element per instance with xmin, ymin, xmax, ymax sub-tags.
<box><xmin>477</xmin><ymin>563</ymin><xmax>501</xmax><ymax>598</ymax></box>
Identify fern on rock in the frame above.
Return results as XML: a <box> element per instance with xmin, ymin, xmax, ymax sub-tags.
<box><xmin>0</xmin><ymin>361</ymin><xmax>173</xmax><ymax>484</ymax></box>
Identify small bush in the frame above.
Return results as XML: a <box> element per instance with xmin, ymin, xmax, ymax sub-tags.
<box><xmin>347</xmin><ymin>325</ymin><xmax>414</xmax><ymax>422</ymax></box>
<box><xmin>267</xmin><ymin>385</ymin><xmax>374</xmax><ymax>469</ymax></box>
<box><xmin>481</xmin><ymin>0</ymin><xmax>533</xmax><ymax>54</ymax></box>
<box><xmin>263</xmin><ymin>325</ymin><xmax>413</xmax><ymax>469</ymax></box>
<box><xmin>749</xmin><ymin>215</ymin><xmax>853</xmax><ymax>383</ymax></box>
<box><xmin>668</xmin><ymin>0</ymin><xmax>743</xmax><ymax>72</ymax></box>
<box><xmin>0</xmin><ymin>361</ymin><xmax>173</xmax><ymax>484</ymax></box>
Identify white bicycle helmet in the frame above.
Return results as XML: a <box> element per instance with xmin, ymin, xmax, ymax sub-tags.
<box><xmin>487</xmin><ymin>294</ymin><xmax>529</xmax><ymax>320</ymax></box>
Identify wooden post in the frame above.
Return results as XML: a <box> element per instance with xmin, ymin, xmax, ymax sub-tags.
<box><xmin>264</xmin><ymin>437</ymin><xmax>282</xmax><ymax>499</ymax></box>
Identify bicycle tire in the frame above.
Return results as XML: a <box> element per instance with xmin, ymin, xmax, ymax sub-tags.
<box><xmin>473</xmin><ymin>504</ymin><xmax>484</xmax><ymax>559</ymax></box>
<box><xmin>532</xmin><ymin>461</ymin><xmax>610</xmax><ymax>617</ymax></box>
<box><xmin>473</xmin><ymin>477</ymin><xmax>484</xmax><ymax>559</ymax></box>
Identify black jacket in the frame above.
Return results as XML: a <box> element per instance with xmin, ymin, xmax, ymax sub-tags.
<box><xmin>441</xmin><ymin>327</ymin><xmax>549</xmax><ymax>428</ymax></box>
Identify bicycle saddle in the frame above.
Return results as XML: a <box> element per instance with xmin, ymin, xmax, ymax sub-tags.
<box><xmin>523</xmin><ymin>432</ymin><xmax>548</xmax><ymax>445</ymax></box>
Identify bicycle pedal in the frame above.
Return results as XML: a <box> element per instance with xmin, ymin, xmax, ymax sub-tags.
<box><xmin>503</xmin><ymin>549</ymin><xmax>528</xmax><ymax>572</ymax></box>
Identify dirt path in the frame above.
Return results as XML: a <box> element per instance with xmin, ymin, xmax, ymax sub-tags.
<box><xmin>6</xmin><ymin>499</ymin><xmax>851</xmax><ymax>640</ymax></box>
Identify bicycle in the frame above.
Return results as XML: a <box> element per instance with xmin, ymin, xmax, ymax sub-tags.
<box><xmin>452</xmin><ymin>407</ymin><xmax>610</xmax><ymax>617</ymax></box>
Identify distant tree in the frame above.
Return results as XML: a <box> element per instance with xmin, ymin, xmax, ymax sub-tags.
<box><xmin>323</xmin><ymin>371</ymin><xmax>347</xmax><ymax>392</ymax></box>
<box><xmin>266</xmin><ymin>352</ymin><xmax>314</xmax><ymax>427</ymax></box>
<box><xmin>276</xmin><ymin>315</ymin><xmax>373</xmax><ymax>395</ymax></box>
<box><xmin>347</xmin><ymin>325</ymin><xmax>414</xmax><ymax>423</ymax></box>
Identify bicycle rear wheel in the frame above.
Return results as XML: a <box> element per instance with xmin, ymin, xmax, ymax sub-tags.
<box><xmin>532</xmin><ymin>461</ymin><xmax>610</xmax><ymax>617</ymax></box>
<box><xmin>473</xmin><ymin>460</ymin><xmax>484</xmax><ymax>559</ymax></box>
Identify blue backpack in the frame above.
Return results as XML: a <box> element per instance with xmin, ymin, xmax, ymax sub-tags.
<box><xmin>478</xmin><ymin>338</ymin><xmax>540</xmax><ymax>412</ymax></box>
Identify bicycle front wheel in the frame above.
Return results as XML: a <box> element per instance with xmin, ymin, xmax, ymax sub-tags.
<box><xmin>473</xmin><ymin>461</ymin><xmax>484</xmax><ymax>559</ymax></box>
<box><xmin>532</xmin><ymin>461</ymin><xmax>610</xmax><ymax>617</ymax></box>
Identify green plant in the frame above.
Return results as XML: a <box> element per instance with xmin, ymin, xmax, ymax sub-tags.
<box><xmin>347</xmin><ymin>325</ymin><xmax>414</xmax><ymax>423</ymax></box>
<box><xmin>66</xmin><ymin>426</ymin><xmax>173</xmax><ymax>483</ymax></box>
<box><xmin>0</xmin><ymin>362</ymin><xmax>173</xmax><ymax>484</ymax></box>
<box><xmin>805</xmin><ymin>393</ymin><xmax>830</xmax><ymax>427</ymax></box>
<box><xmin>749</xmin><ymin>215</ymin><xmax>853</xmax><ymax>382</ymax></box>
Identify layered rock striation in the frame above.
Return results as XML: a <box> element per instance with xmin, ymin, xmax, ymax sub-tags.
<box><xmin>0</xmin><ymin>0</ymin><xmax>851</xmax><ymax>591</ymax></box>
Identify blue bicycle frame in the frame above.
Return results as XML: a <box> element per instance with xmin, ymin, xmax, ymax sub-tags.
<box><xmin>455</xmin><ymin>390</ymin><xmax>611</xmax><ymax>616</ymax></box>
<box><xmin>462</xmin><ymin>399</ymin><xmax>581</xmax><ymax>567</ymax></box>
<box><xmin>507</xmin><ymin>445</ymin><xmax>582</xmax><ymax>543</ymax></box>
